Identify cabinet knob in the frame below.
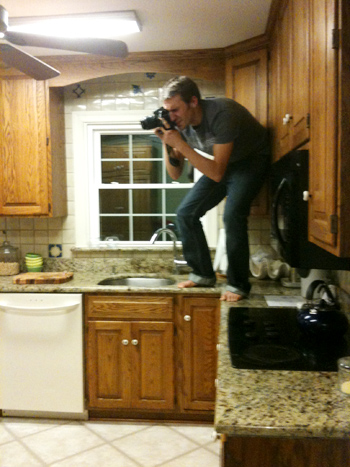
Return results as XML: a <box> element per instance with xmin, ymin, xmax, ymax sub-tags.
<box><xmin>303</xmin><ymin>190</ymin><xmax>311</xmax><ymax>201</ymax></box>
<box><xmin>121</xmin><ymin>339</ymin><xmax>129</xmax><ymax>346</ymax></box>
<box><xmin>184</xmin><ymin>314</ymin><xmax>191</xmax><ymax>321</ymax></box>
<box><xmin>282</xmin><ymin>113</ymin><xmax>293</xmax><ymax>125</ymax></box>
<box><xmin>131</xmin><ymin>339</ymin><xmax>138</xmax><ymax>346</ymax></box>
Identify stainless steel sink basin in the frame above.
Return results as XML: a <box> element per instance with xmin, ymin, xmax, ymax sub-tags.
<box><xmin>98</xmin><ymin>277</ymin><xmax>176</xmax><ymax>287</ymax></box>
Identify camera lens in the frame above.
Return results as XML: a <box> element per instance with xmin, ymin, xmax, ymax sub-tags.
<box><xmin>140</xmin><ymin>116</ymin><xmax>161</xmax><ymax>130</ymax></box>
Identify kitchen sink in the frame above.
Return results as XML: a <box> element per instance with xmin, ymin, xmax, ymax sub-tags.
<box><xmin>98</xmin><ymin>277</ymin><xmax>176</xmax><ymax>287</ymax></box>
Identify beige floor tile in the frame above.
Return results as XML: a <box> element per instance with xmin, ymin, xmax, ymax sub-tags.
<box><xmin>52</xmin><ymin>444</ymin><xmax>139</xmax><ymax>467</ymax></box>
<box><xmin>2</xmin><ymin>418</ymin><xmax>67</xmax><ymax>438</ymax></box>
<box><xmin>205</xmin><ymin>440</ymin><xmax>222</xmax><ymax>456</ymax></box>
<box><xmin>158</xmin><ymin>446</ymin><xmax>220</xmax><ymax>467</ymax></box>
<box><xmin>169</xmin><ymin>424</ymin><xmax>215</xmax><ymax>445</ymax></box>
<box><xmin>20</xmin><ymin>423</ymin><xmax>103</xmax><ymax>464</ymax></box>
<box><xmin>112</xmin><ymin>424</ymin><xmax>198</xmax><ymax>467</ymax></box>
<box><xmin>0</xmin><ymin>440</ymin><xmax>43</xmax><ymax>467</ymax></box>
<box><xmin>0</xmin><ymin>424</ymin><xmax>15</xmax><ymax>445</ymax></box>
<box><xmin>85</xmin><ymin>420</ymin><xmax>149</xmax><ymax>441</ymax></box>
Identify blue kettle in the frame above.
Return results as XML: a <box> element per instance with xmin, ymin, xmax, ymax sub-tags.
<box><xmin>297</xmin><ymin>280</ymin><xmax>349</xmax><ymax>339</ymax></box>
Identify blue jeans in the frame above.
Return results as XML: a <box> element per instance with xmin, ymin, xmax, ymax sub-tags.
<box><xmin>176</xmin><ymin>153</ymin><xmax>270</xmax><ymax>296</ymax></box>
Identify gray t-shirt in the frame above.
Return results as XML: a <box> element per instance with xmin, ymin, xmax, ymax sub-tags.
<box><xmin>181</xmin><ymin>98</ymin><xmax>269</xmax><ymax>165</ymax></box>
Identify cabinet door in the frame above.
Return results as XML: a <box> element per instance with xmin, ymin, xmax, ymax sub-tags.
<box><xmin>270</xmin><ymin>0</ymin><xmax>310</xmax><ymax>160</ymax></box>
<box><xmin>308</xmin><ymin>0</ymin><xmax>338</xmax><ymax>251</ymax></box>
<box><xmin>87</xmin><ymin>321</ymin><xmax>131</xmax><ymax>409</ymax></box>
<box><xmin>278</xmin><ymin>1</ymin><xmax>293</xmax><ymax>156</ymax></box>
<box><xmin>291</xmin><ymin>0</ymin><xmax>310</xmax><ymax>148</ymax></box>
<box><xmin>0</xmin><ymin>79</ymin><xmax>51</xmax><ymax>216</ymax></box>
<box><xmin>131</xmin><ymin>321</ymin><xmax>174</xmax><ymax>410</ymax></box>
<box><xmin>181</xmin><ymin>297</ymin><xmax>219</xmax><ymax>411</ymax></box>
<box><xmin>225</xmin><ymin>49</ymin><xmax>269</xmax><ymax>215</ymax></box>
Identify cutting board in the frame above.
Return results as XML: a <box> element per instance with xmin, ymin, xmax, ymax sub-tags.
<box><xmin>13</xmin><ymin>272</ymin><xmax>74</xmax><ymax>284</ymax></box>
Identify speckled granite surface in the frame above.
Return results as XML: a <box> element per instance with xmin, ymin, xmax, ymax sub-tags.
<box><xmin>0</xmin><ymin>272</ymin><xmax>222</xmax><ymax>294</ymax></box>
<box><xmin>215</xmin><ymin>299</ymin><xmax>350</xmax><ymax>439</ymax></box>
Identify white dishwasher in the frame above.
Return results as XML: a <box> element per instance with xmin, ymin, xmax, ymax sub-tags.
<box><xmin>0</xmin><ymin>293</ymin><xmax>86</xmax><ymax>419</ymax></box>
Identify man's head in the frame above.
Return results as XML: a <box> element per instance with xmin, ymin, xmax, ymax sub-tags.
<box><xmin>162</xmin><ymin>76</ymin><xmax>202</xmax><ymax>130</ymax></box>
<box><xmin>162</xmin><ymin>76</ymin><xmax>201</xmax><ymax>103</ymax></box>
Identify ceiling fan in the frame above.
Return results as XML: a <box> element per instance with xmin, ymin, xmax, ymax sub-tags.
<box><xmin>0</xmin><ymin>5</ymin><xmax>129</xmax><ymax>80</ymax></box>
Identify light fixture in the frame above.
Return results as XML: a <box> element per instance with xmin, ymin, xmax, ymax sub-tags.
<box><xmin>8</xmin><ymin>10</ymin><xmax>141</xmax><ymax>39</ymax></box>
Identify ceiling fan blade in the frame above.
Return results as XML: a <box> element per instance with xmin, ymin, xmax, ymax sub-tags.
<box><xmin>5</xmin><ymin>31</ymin><xmax>128</xmax><ymax>58</ymax></box>
<box><xmin>0</xmin><ymin>42</ymin><xmax>60</xmax><ymax>80</ymax></box>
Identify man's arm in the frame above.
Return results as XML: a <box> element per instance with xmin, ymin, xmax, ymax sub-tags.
<box><xmin>159</xmin><ymin>128</ymin><xmax>233</xmax><ymax>182</ymax></box>
<box><xmin>163</xmin><ymin>142</ymin><xmax>185</xmax><ymax>180</ymax></box>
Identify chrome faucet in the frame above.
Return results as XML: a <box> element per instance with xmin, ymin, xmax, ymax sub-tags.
<box><xmin>150</xmin><ymin>227</ymin><xmax>187</xmax><ymax>273</ymax></box>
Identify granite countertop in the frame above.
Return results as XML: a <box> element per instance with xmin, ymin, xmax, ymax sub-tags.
<box><xmin>215</xmin><ymin>299</ymin><xmax>350</xmax><ymax>440</ymax></box>
<box><xmin>0</xmin><ymin>271</ymin><xmax>223</xmax><ymax>295</ymax></box>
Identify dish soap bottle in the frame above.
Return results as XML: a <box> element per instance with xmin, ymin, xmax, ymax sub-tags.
<box><xmin>0</xmin><ymin>241</ymin><xmax>20</xmax><ymax>275</ymax></box>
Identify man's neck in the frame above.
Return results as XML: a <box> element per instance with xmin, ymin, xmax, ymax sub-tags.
<box><xmin>191</xmin><ymin>105</ymin><xmax>203</xmax><ymax>128</ymax></box>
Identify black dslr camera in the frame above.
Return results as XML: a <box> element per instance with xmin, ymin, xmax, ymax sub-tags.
<box><xmin>140</xmin><ymin>107</ymin><xmax>176</xmax><ymax>130</ymax></box>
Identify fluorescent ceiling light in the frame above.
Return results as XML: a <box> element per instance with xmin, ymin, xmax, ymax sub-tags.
<box><xmin>8</xmin><ymin>10</ymin><xmax>141</xmax><ymax>39</ymax></box>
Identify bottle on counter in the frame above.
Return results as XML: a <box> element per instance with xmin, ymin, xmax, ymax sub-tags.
<box><xmin>0</xmin><ymin>241</ymin><xmax>20</xmax><ymax>276</ymax></box>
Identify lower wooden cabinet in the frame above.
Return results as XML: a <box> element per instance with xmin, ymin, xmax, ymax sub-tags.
<box><xmin>180</xmin><ymin>296</ymin><xmax>220</xmax><ymax>411</ymax></box>
<box><xmin>85</xmin><ymin>293</ymin><xmax>220</xmax><ymax>420</ymax></box>
<box><xmin>88</xmin><ymin>320</ymin><xmax>174</xmax><ymax>410</ymax></box>
<box><xmin>222</xmin><ymin>435</ymin><xmax>350</xmax><ymax>467</ymax></box>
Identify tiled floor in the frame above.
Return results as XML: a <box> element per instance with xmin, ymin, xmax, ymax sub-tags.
<box><xmin>0</xmin><ymin>418</ymin><xmax>221</xmax><ymax>466</ymax></box>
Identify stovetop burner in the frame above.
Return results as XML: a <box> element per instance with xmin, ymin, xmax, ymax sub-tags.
<box><xmin>228</xmin><ymin>307</ymin><xmax>350</xmax><ymax>371</ymax></box>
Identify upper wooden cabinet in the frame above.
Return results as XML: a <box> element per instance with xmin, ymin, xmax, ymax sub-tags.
<box><xmin>308</xmin><ymin>0</ymin><xmax>350</xmax><ymax>256</ymax></box>
<box><xmin>0</xmin><ymin>79</ymin><xmax>66</xmax><ymax>217</ymax></box>
<box><xmin>225</xmin><ymin>48</ymin><xmax>269</xmax><ymax>215</ymax></box>
<box><xmin>269</xmin><ymin>0</ymin><xmax>310</xmax><ymax>161</ymax></box>
<box><xmin>268</xmin><ymin>0</ymin><xmax>350</xmax><ymax>257</ymax></box>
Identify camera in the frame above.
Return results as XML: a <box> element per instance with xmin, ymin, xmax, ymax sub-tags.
<box><xmin>140</xmin><ymin>107</ymin><xmax>176</xmax><ymax>130</ymax></box>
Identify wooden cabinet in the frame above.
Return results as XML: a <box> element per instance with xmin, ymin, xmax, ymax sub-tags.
<box><xmin>180</xmin><ymin>296</ymin><xmax>220</xmax><ymax>412</ymax></box>
<box><xmin>268</xmin><ymin>0</ymin><xmax>350</xmax><ymax>257</ymax></box>
<box><xmin>222</xmin><ymin>435</ymin><xmax>350</xmax><ymax>467</ymax></box>
<box><xmin>85</xmin><ymin>293</ymin><xmax>220</xmax><ymax>420</ymax></box>
<box><xmin>0</xmin><ymin>78</ymin><xmax>66</xmax><ymax>217</ymax></box>
<box><xmin>225</xmin><ymin>48</ymin><xmax>269</xmax><ymax>215</ymax></box>
<box><xmin>308</xmin><ymin>0</ymin><xmax>350</xmax><ymax>257</ymax></box>
<box><xmin>86</xmin><ymin>295</ymin><xmax>175</xmax><ymax>411</ymax></box>
<box><xmin>269</xmin><ymin>0</ymin><xmax>310</xmax><ymax>161</ymax></box>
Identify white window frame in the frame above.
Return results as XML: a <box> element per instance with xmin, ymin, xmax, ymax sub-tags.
<box><xmin>72</xmin><ymin>111</ymin><xmax>218</xmax><ymax>248</ymax></box>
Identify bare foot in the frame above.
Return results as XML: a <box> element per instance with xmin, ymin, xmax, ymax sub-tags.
<box><xmin>220</xmin><ymin>291</ymin><xmax>245</xmax><ymax>302</ymax></box>
<box><xmin>177</xmin><ymin>280</ymin><xmax>199</xmax><ymax>288</ymax></box>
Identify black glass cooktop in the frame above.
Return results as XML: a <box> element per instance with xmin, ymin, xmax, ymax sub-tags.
<box><xmin>228</xmin><ymin>307</ymin><xmax>350</xmax><ymax>371</ymax></box>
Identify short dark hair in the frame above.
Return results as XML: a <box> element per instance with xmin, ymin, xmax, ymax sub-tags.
<box><xmin>162</xmin><ymin>76</ymin><xmax>201</xmax><ymax>104</ymax></box>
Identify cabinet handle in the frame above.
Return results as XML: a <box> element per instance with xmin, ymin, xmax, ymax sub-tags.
<box><xmin>282</xmin><ymin>113</ymin><xmax>293</xmax><ymax>125</ymax></box>
<box><xmin>184</xmin><ymin>314</ymin><xmax>191</xmax><ymax>321</ymax></box>
<box><xmin>131</xmin><ymin>339</ymin><xmax>138</xmax><ymax>346</ymax></box>
<box><xmin>122</xmin><ymin>339</ymin><xmax>129</xmax><ymax>345</ymax></box>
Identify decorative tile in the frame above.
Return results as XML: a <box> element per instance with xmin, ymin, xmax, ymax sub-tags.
<box><xmin>48</xmin><ymin>244</ymin><xmax>63</xmax><ymax>258</ymax></box>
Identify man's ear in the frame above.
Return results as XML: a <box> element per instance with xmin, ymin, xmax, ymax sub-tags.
<box><xmin>190</xmin><ymin>96</ymin><xmax>198</xmax><ymax>108</ymax></box>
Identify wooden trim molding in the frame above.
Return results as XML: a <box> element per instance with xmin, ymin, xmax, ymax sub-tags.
<box><xmin>0</xmin><ymin>48</ymin><xmax>226</xmax><ymax>86</ymax></box>
<box><xmin>225</xmin><ymin>34</ymin><xmax>268</xmax><ymax>58</ymax></box>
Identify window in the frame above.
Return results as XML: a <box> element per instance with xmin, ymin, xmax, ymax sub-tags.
<box><xmin>73</xmin><ymin>111</ymin><xmax>194</xmax><ymax>247</ymax></box>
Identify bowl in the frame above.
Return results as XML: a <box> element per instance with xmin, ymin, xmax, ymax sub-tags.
<box><xmin>25</xmin><ymin>259</ymin><xmax>43</xmax><ymax>265</ymax></box>
<box><xmin>25</xmin><ymin>253</ymin><xmax>42</xmax><ymax>259</ymax></box>
<box><xmin>27</xmin><ymin>266</ymin><xmax>43</xmax><ymax>272</ymax></box>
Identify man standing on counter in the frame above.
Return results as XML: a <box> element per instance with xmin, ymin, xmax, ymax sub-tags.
<box><xmin>154</xmin><ymin>76</ymin><xmax>270</xmax><ymax>302</ymax></box>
